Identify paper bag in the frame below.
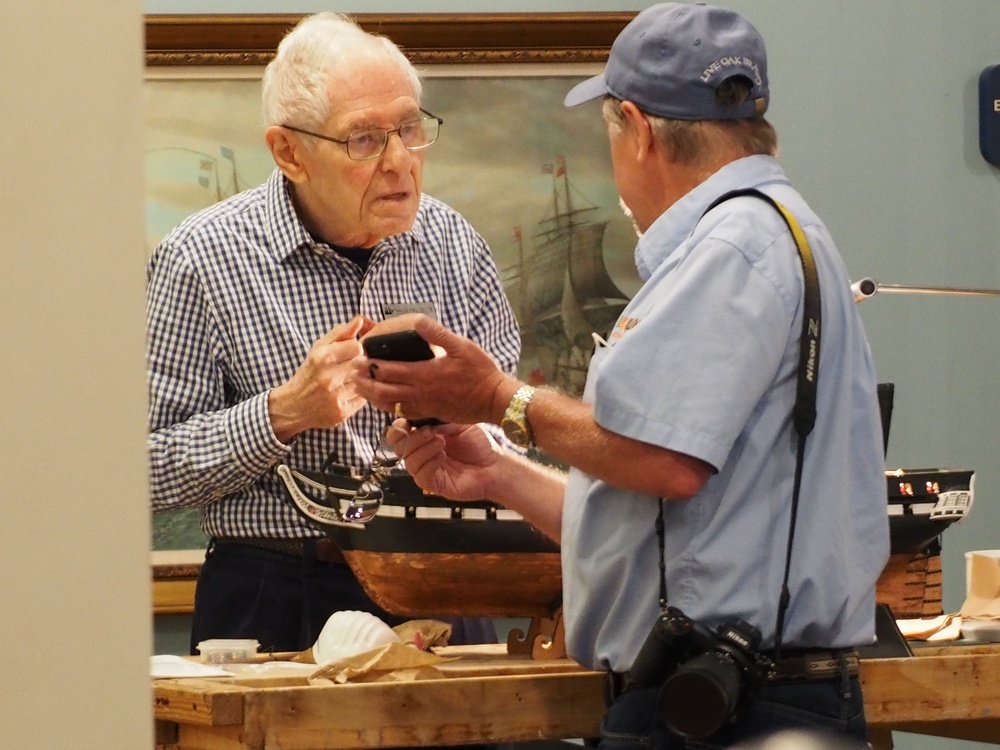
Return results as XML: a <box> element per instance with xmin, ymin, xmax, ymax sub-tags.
<box><xmin>959</xmin><ymin>551</ymin><xmax>1000</xmax><ymax>619</ymax></box>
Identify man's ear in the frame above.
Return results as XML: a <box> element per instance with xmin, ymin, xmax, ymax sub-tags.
<box><xmin>265</xmin><ymin>126</ymin><xmax>308</xmax><ymax>183</ymax></box>
<box><xmin>619</xmin><ymin>101</ymin><xmax>655</xmax><ymax>160</ymax></box>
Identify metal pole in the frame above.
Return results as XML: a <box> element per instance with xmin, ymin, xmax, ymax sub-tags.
<box><xmin>852</xmin><ymin>277</ymin><xmax>1000</xmax><ymax>302</ymax></box>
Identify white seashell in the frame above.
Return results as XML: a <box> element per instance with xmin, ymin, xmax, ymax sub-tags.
<box><xmin>312</xmin><ymin>610</ymin><xmax>401</xmax><ymax>666</ymax></box>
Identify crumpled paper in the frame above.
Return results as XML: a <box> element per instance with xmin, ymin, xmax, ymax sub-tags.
<box><xmin>392</xmin><ymin>619</ymin><xmax>453</xmax><ymax>651</ymax></box>
<box><xmin>898</xmin><ymin>552</ymin><xmax>1000</xmax><ymax>642</ymax></box>
<box><xmin>308</xmin><ymin>642</ymin><xmax>456</xmax><ymax>684</ymax></box>
<box><xmin>896</xmin><ymin>613</ymin><xmax>962</xmax><ymax>641</ymax></box>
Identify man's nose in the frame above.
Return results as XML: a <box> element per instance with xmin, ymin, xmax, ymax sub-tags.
<box><xmin>379</xmin><ymin>131</ymin><xmax>414</xmax><ymax>168</ymax></box>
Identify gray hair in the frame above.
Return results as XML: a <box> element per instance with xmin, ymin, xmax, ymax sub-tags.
<box><xmin>261</xmin><ymin>12</ymin><xmax>422</xmax><ymax>129</ymax></box>
<box><xmin>602</xmin><ymin>83</ymin><xmax>777</xmax><ymax>167</ymax></box>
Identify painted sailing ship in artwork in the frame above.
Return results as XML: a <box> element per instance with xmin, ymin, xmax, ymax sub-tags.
<box><xmin>501</xmin><ymin>155</ymin><xmax>632</xmax><ymax>396</ymax></box>
<box><xmin>196</xmin><ymin>146</ymin><xmax>243</xmax><ymax>202</ymax></box>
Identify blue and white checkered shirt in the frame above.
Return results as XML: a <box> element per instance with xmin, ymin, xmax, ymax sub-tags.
<box><xmin>147</xmin><ymin>168</ymin><xmax>520</xmax><ymax>539</ymax></box>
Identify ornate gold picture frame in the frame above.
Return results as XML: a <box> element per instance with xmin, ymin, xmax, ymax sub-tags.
<box><xmin>145</xmin><ymin>13</ymin><xmax>632</xmax><ymax>67</ymax></box>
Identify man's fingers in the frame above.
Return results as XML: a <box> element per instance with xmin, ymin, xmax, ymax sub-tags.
<box><xmin>318</xmin><ymin>315</ymin><xmax>367</xmax><ymax>345</ymax></box>
<box><xmin>412</xmin><ymin>316</ymin><xmax>451</xmax><ymax>349</ymax></box>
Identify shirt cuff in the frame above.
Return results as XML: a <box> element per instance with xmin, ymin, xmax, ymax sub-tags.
<box><xmin>225</xmin><ymin>392</ymin><xmax>291</xmax><ymax>476</ymax></box>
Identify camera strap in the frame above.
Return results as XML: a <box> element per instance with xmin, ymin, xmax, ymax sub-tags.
<box><xmin>655</xmin><ymin>188</ymin><xmax>821</xmax><ymax>661</ymax></box>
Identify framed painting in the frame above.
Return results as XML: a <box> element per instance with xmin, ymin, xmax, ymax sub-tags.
<box><xmin>145</xmin><ymin>13</ymin><xmax>639</xmax><ymax>577</ymax></box>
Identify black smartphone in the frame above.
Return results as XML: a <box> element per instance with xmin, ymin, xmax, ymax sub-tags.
<box><xmin>362</xmin><ymin>330</ymin><xmax>443</xmax><ymax>426</ymax></box>
<box><xmin>362</xmin><ymin>329</ymin><xmax>435</xmax><ymax>362</ymax></box>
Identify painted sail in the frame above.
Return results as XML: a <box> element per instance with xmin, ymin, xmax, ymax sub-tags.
<box><xmin>503</xmin><ymin>156</ymin><xmax>631</xmax><ymax>393</ymax></box>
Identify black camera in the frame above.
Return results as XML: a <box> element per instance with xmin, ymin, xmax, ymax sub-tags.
<box><xmin>628</xmin><ymin>606</ymin><xmax>772</xmax><ymax>739</ymax></box>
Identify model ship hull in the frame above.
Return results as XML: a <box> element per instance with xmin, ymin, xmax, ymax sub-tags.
<box><xmin>279</xmin><ymin>463</ymin><xmax>972</xmax><ymax>617</ymax></box>
<box><xmin>279</xmin><ymin>466</ymin><xmax>562</xmax><ymax>618</ymax></box>
<box><xmin>340</xmin><ymin>549</ymin><xmax>562</xmax><ymax>618</ymax></box>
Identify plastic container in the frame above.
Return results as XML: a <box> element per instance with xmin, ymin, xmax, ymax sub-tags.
<box><xmin>196</xmin><ymin>638</ymin><xmax>260</xmax><ymax>663</ymax></box>
<box><xmin>960</xmin><ymin>618</ymin><xmax>1000</xmax><ymax>642</ymax></box>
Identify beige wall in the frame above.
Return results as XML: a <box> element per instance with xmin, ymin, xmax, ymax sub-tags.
<box><xmin>0</xmin><ymin>1</ymin><xmax>150</xmax><ymax>747</ymax></box>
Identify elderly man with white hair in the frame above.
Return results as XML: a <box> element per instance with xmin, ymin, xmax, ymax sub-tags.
<box><xmin>146</xmin><ymin>12</ymin><xmax>519</xmax><ymax>654</ymax></box>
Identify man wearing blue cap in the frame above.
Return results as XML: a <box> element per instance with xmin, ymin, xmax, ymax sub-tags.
<box><xmin>354</xmin><ymin>4</ymin><xmax>888</xmax><ymax>747</ymax></box>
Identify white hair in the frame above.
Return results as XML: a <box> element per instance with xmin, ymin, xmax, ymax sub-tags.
<box><xmin>260</xmin><ymin>12</ymin><xmax>423</xmax><ymax>129</ymax></box>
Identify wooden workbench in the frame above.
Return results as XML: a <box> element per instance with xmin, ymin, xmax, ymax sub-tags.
<box><xmin>153</xmin><ymin>642</ymin><xmax>1000</xmax><ymax>750</ymax></box>
<box><xmin>862</xmin><ymin>643</ymin><xmax>1000</xmax><ymax>746</ymax></box>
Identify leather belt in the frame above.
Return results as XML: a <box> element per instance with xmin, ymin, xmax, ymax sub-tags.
<box><xmin>765</xmin><ymin>648</ymin><xmax>860</xmax><ymax>683</ymax></box>
<box><xmin>213</xmin><ymin>536</ymin><xmax>347</xmax><ymax>565</ymax></box>
<box><xmin>604</xmin><ymin>648</ymin><xmax>859</xmax><ymax>705</ymax></box>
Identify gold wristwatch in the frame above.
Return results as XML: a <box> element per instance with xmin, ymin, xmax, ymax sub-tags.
<box><xmin>501</xmin><ymin>385</ymin><xmax>536</xmax><ymax>449</ymax></box>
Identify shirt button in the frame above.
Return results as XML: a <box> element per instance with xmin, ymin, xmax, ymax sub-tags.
<box><xmin>312</xmin><ymin>246</ymin><xmax>325</xmax><ymax>257</ymax></box>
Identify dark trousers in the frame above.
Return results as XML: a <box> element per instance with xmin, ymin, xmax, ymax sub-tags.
<box><xmin>190</xmin><ymin>540</ymin><xmax>498</xmax><ymax>654</ymax></box>
<box><xmin>599</xmin><ymin>675</ymin><xmax>868</xmax><ymax>750</ymax></box>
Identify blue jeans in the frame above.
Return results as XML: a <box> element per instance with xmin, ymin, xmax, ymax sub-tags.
<box><xmin>600</xmin><ymin>675</ymin><xmax>869</xmax><ymax>750</ymax></box>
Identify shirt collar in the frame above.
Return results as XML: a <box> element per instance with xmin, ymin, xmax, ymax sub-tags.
<box><xmin>262</xmin><ymin>169</ymin><xmax>314</xmax><ymax>262</ymax></box>
<box><xmin>634</xmin><ymin>155</ymin><xmax>789</xmax><ymax>280</ymax></box>
<box><xmin>262</xmin><ymin>168</ymin><xmax>426</xmax><ymax>262</ymax></box>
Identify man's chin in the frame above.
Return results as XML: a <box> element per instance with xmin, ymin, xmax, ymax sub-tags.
<box><xmin>368</xmin><ymin>212</ymin><xmax>418</xmax><ymax>240</ymax></box>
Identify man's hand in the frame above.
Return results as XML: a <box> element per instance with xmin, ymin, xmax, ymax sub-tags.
<box><xmin>388</xmin><ymin>421</ymin><xmax>502</xmax><ymax>502</ymax></box>
<box><xmin>268</xmin><ymin>316</ymin><xmax>374</xmax><ymax>442</ymax></box>
<box><xmin>354</xmin><ymin>314</ymin><xmax>518</xmax><ymax>427</ymax></box>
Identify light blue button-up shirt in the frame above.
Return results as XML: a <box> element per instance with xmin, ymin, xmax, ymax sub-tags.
<box><xmin>561</xmin><ymin>155</ymin><xmax>889</xmax><ymax>671</ymax></box>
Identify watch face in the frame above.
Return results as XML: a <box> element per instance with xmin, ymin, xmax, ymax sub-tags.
<box><xmin>502</xmin><ymin>385</ymin><xmax>535</xmax><ymax>448</ymax></box>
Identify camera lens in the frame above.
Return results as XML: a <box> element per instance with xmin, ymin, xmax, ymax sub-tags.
<box><xmin>658</xmin><ymin>651</ymin><xmax>742</xmax><ymax>739</ymax></box>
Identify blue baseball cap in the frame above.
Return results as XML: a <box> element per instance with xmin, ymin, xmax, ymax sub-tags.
<box><xmin>564</xmin><ymin>3</ymin><xmax>769</xmax><ymax>120</ymax></box>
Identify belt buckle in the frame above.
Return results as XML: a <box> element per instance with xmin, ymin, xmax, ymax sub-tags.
<box><xmin>768</xmin><ymin>649</ymin><xmax>860</xmax><ymax>683</ymax></box>
<box><xmin>804</xmin><ymin>654</ymin><xmax>840</xmax><ymax>679</ymax></box>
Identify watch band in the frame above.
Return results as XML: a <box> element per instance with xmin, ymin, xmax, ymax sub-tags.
<box><xmin>501</xmin><ymin>384</ymin><xmax>536</xmax><ymax>449</ymax></box>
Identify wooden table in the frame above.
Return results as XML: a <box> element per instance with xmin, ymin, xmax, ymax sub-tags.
<box><xmin>153</xmin><ymin>643</ymin><xmax>1000</xmax><ymax>750</ymax></box>
<box><xmin>862</xmin><ymin>643</ymin><xmax>1000</xmax><ymax>747</ymax></box>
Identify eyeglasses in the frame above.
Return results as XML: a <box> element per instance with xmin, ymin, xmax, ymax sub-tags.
<box><xmin>282</xmin><ymin>110</ymin><xmax>443</xmax><ymax>161</ymax></box>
